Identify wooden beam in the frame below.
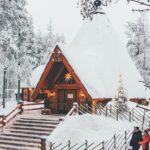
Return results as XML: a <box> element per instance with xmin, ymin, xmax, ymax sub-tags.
<box><xmin>32</xmin><ymin>46</ymin><xmax>59</xmax><ymax>99</ymax></box>
<box><xmin>48</xmin><ymin>65</ymin><xmax>65</xmax><ymax>89</ymax></box>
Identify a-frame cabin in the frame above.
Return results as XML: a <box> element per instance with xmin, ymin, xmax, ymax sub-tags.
<box><xmin>32</xmin><ymin>45</ymin><xmax>97</xmax><ymax>113</ymax></box>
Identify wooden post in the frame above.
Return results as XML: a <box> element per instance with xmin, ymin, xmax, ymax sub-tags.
<box><xmin>0</xmin><ymin>115</ymin><xmax>5</xmax><ymax>132</ymax></box>
<box><xmin>85</xmin><ymin>103</ymin><xmax>88</xmax><ymax>113</ymax></box>
<box><xmin>106</xmin><ymin>107</ymin><xmax>108</xmax><ymax>117</ymax></box>
<box><xmin>125</xmin><ymin>131</ymin><xmax>127</xmax><ymax>150</ymax></box>
<box><xmin>49</xmin><ymin>142</ymin><xmax>53</xmax><ymax>150</ymax></box>
<box><xmin>113</xmin><ymin>134</ymin><xmax>116</xmax><ymax>149</ymax></box>
<box><xmin>92</xmin><ymin>100</ymin><xmax>97</xmax><ymax>114</ymax></box>
<box><xmin>129</xmin><ymin>111</ymin><xmax>131</xmax><ymax>122</ymax></box>
<box><xmin>110</xmin><ymin>105</ymin><xmax>112</xmax><ymax>113</ymax></box>
<box><xmin>68</xmin><ymin>140</ymin><xmax>71</xmax><ymax>150</ymax></box>
<box><xmin>73</xmin><ymin>102</ymin><xmax>78</xmax><ymax>114</ymax></box>
<box><xmin>18</xmin><ymin>101</ymin><xmax>23</xmax><ymax>114</ymax></box>
<box><xmin>132</xmin><ymin>108</ymin><xmax>134</xmax><ymax>121</ymax></box>
<box><xmin>99</xmin><ymin>104</ymin><xmax>102</xmax><ymax>115</ymax></box>
<box><xmin>41</xmin><ymin>138</ymin><xmax>46</xmax><ymax>150</ymax></box>
<box><xmin>142</xmin><ymin>110</ymin><xmax>146</xmax><ymax>129</ymax></box>
<box><xmin>116</xmin><ymin>109</ymin><xmax>119</xmax><ymax>121</ymax></box>
<box><xmin>2</xmin><ymin>67</ymin><xmax>7</xmax><ymax>108</ymax></box>
<box><xmin>85</xmin><ymin>140</ymin><xmax>88</xmax><ymax>150</ymax></box>
<box><xmin>102</xmin><ymin>141</ymin><xmax>105</xmax><ymax>150</ymax></box>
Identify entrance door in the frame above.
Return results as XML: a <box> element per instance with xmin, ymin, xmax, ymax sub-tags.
<box><xmin>58</xmin><ymin>89</ymin><xmax>76</xmax><ymax>113</ymax></box>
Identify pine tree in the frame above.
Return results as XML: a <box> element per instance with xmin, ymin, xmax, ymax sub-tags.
<box><xmin>34</xmin><ymin>30</ymin><xmax>45</xmax><ymax>67</ymax></box>
<box><xmin>126</xmin><ymin>13</ymin><xmax>150</xmax><ymax>84</ymax></box>
<box><xmin>78</xmin><ymin>0</ymin><xmax>150</xmax><ymax>20</ymax></box>
<box><xmin>0</xmin><ymin>0</ymin><xmax>35</xmax><ymax>97</ymax></box>
<box><xmin>34</xmin><ymin>21</ymin><xmax>65</xmax><ymax>66</ymax></box>
<box><xmin>78</xmin><ymin>0</ymin><xmax>112</xmax><ymax>20</ymax></box>
<box><xmin>115</xmin><ymin>74</ymin><xmax>128</xmax><ymax>112</ymax></box>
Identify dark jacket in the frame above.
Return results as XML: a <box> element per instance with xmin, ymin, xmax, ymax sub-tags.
<box><xmin>130</xmin><ymin>130</ymin><xmax>142</xmax><ymax>147</ymax></box>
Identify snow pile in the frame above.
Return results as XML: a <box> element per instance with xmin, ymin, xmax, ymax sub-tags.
<box><xmin>47</xmin><ymin>114</ymin><xmax>133</xmax><ymax>145</ymax></box>
<box><xmin>0</xmin><ymin>100</ymin><xmax>17</xmax><ymax>116</ymax></box>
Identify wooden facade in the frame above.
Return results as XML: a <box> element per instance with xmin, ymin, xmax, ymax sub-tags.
<box><xmin>22</xmin><ymin>88</ymin><xmax>34</xmax><ymax>101</ymax></box>
<box><xmin>29</xmin><ymin>46</ymin><xmax>94</xmax><ymax>113</ymax></box>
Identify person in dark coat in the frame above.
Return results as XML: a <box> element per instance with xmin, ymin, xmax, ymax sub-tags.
<box><xmin>43</xmin><ymin>94</ymin><xmax>50</xmax><ymax>109</ymax></box>
<box><xmin>130</xmin><ymin>127</ymin><xmax>142</xmax><ymax>150</ymax></box>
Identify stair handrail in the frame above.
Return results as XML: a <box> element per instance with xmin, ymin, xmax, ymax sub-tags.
<box><xmin>79</xmin><ymin>104</ymin><xmax>92</xmax><ymax>114</ymax></box>
<box><xmin>0</xmin><ymin>101</ymin><xmax>45</xmax><ymax>130</ymax></box>
<box><xmin>66</xmin><ymin>102</ymin><xmax>79</xmax><ymax>117</ymax></box>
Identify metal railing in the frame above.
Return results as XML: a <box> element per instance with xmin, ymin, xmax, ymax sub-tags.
<box><xmin>47</xmin><ymin>102</ymin><xmax>150</xmax><ymax>150</ymax></box>
<box><xmin>48</xmin><ymin>140</ymin><xmax>105</xmax><ymax>150</ymax></box>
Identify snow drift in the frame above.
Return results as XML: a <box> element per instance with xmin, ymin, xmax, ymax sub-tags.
<box><xmin>47</xmin><ymin>114</ymin><xmax>133</xmax><ymax>144</ymax></box>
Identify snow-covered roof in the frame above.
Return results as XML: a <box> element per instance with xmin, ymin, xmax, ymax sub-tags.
<box><xmin>30</xmin><ymin>65</ymin><xmax>46</xmax><ymax>88</ymax></box>
<box><xmin>57</xmin><ymin>12</ymin><xmax>149</xmax><ymax>99</ymax></box>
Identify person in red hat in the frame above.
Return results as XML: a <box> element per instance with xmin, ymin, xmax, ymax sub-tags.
<box><xmin>139</xmin><ymin>129</ymin><xmax>150</xmax><ymax>150</ymax></box>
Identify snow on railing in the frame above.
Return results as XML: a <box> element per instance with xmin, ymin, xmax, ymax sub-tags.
<box><xmin>0</xmin><ymin>101</ymin><xmax>44</xmax><ymax>131</ymax></box>
<box><xmin>47</xmin><ymin>103</ymin><xmax>143</xmax><ymax>150</ymax></box>
<box><xmin>48</xmin><ymin>140</ymin><xmax>105</xmax><ymax>150</ymax></box>
<box><xmin>47</xmin><ymin>130</ymin><xmax>134</xmax><ymax>150</ymax></box>
<box><xmin>79</xmin><ymin>104</ymin><xmax>92</xmax><ymax>114</ymax></box>
<box><xmin>96</xmin><ymin>103</ymin><xmax>150</xmax><ymax>128</ymax></box>
<box><xmin>66</xmin><ymin>102</ymin><xmax>79</xmax><ymax>117</ymax></box>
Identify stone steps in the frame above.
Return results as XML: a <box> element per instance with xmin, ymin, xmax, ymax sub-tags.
<box><xmin>20</xmin><ymin>117</ymin><xmax>59</xmax><ymax>122</ymax></box>
<box><xmin>10</xmin><ymin>125</ymin><xmax>54</xmax><ymax>132</ymax></box>
<box><xmin>9</xmin><ymin>128</ymin><xmax>51</xmax><ymax>135</ymax></box>
<box><xmin>0</xmin><ymin>135</ymin><xmax>40</xmax><ymax>143</ymax></box>
<box><xmin>2</xmin><ymin>132</ymin><xmax>45</xmax><ymax>139</ymax></box>
<box><xmin>0</xmin><ymin>144</ymin><xmax>38</xmax><ymax>150</ymax></box>
<box><xmin>16</xmin><ymin>119</ymin><xmax>59</xmax><ymax>125</ymax></box>
<box><xmin>0</xmin><ymin>138</ymin><xmax>41</xmax><ymax>147</ymax></box>
<box><xmin>13</xmin><ymin>122</ymin><xmax>57</xmax><ymax>128</ymax></box>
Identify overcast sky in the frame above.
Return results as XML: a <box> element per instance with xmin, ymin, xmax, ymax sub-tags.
<box><xmin>26</xmin><ymin>0</ymin><xmax>150</xmax><ymax>44</ymax></box>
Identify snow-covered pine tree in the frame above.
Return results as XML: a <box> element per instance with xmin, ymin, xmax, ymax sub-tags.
<box><xmin>34</xmin><ymin>30</ymin><xmax>45</xmax><ymax>67</ymax></box>
<box><xmin>78</xmin><ymin>0</ymin><xmax>112</xmax><ymax>20</ymax></box>
<box><xmin>33</xmin><ymin>21</ymin><xmax>65</xmax><ymax>67</ymax></box>
<box><xmin>127</xmin><ymin>0</ymin><xmax>150</xmax><ymax>7</ymax></box>
<box><xmin>126</xmin><ymin>13</ymin><xmax>150</xmax><ymax>84</ymax></box>
<box><xmin>0</xmin><ymin>0</ymin><xmax>35</xmax><ymax>97</ymax></box>
<box><xmin>78</xmin><ymin>0</ymin><xmax>150</xmax><ymax>20</ymax></box>
<box><xmin>115</xmin><ymin>74</ymin><xmax>128</xmax><ymax>112</ymax></box>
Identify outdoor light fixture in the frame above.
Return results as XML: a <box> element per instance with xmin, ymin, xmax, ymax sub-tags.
<box><xmin>50</xmin><ymin>91</ymin><xmax>55</xmax><ymax>97</ymax></box>
<box><xmin>80</xmin><ymin>91</ymin><xmax>85</xmax><ymax>98</ymax></box>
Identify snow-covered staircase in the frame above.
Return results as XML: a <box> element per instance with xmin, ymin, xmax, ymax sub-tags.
<box><xmin>0</xmin><ymin>112</ymin><xmax>61</xmax><ymax>150</ymax></box>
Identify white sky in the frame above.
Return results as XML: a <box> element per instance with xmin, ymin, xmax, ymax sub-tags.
<box><xmin>26</xmin><ymin>0</ymin><xmax>150</xmax><ymax>44</ymax></box>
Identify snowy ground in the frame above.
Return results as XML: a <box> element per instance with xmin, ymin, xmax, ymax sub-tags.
<box><xmin>47</xmin><ymin>114</ymin><xmax>133</xmax><ymax>146</ymax></box>
<box><xmin>0</xmin><ymin>100</ymin><xmax>17</xmax><ymax>116</ymax></box>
